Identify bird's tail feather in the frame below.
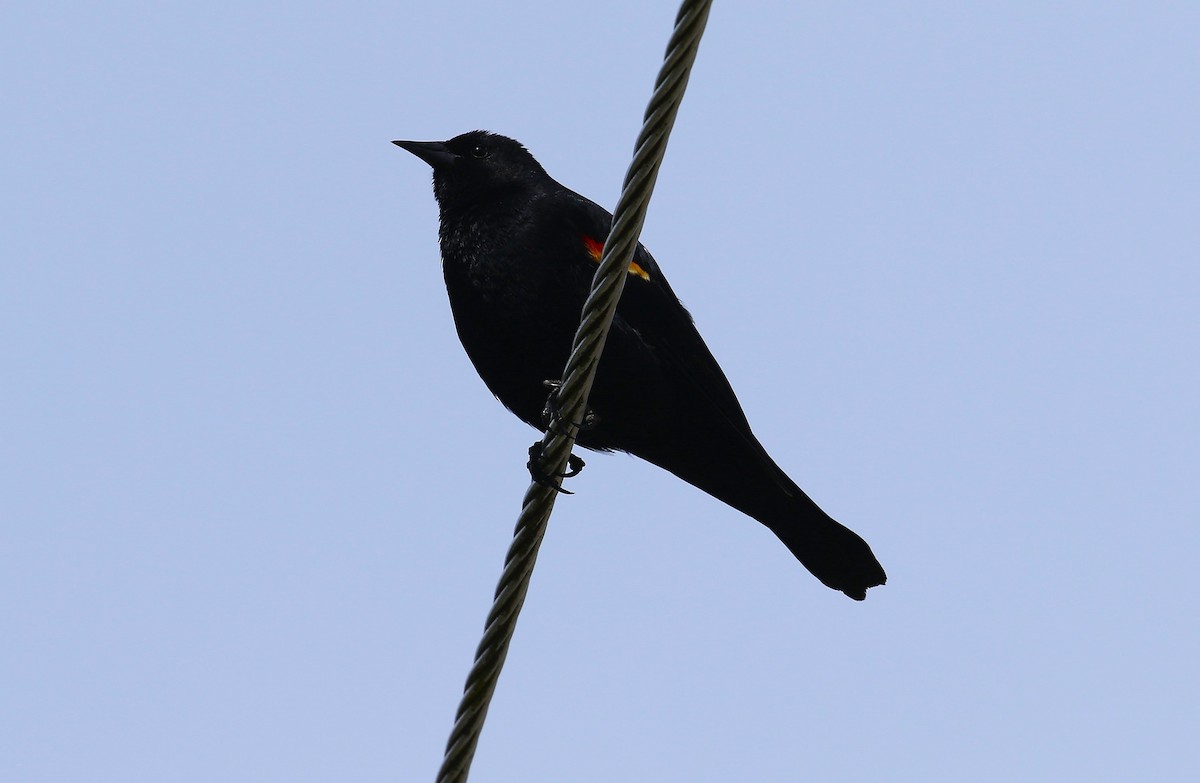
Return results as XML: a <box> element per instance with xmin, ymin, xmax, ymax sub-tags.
<box><xmin>762</xmin><ymin>503</ymin><xmax>886</xmax><ymax>600</ymax></box>
<box><xmin>632</xmin><ymin>430</ymin><xmax>886</xmax><ymax>599</ymax></box>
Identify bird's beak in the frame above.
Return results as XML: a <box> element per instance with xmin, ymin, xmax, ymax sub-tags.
<box><xmin>392</xmin><ymin>139</ymin><xmax>457</xmax><ymax>167</ymax></box>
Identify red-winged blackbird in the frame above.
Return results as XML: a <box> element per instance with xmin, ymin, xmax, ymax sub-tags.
<box><xmin>394</xmin><ymin>131</ymin><xmax>885</xmax><ymax>600</ymax></box>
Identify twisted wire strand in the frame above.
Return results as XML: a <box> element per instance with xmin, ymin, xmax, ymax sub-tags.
<box><xmin>434</xmin><ymin>2</ymin><xmax>714</xmax><ymax>780</ymax></box>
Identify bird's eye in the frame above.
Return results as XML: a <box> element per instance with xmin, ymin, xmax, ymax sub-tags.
<box><xmin>469</xmin><ymin>144</ymin><xmax>489</xmax><ymax>159</ymax></box>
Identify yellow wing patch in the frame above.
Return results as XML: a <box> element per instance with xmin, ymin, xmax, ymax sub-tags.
<box><xmin>583</xmin><ymin>236</ymin><xmax>650</xmax><ymax>281</ymax></box>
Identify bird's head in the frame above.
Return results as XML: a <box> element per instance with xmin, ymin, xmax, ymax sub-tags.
<box><xmin>393</xmin><ymin>130</ymin><xmax>549</xmax><ymax>211</ymax></box>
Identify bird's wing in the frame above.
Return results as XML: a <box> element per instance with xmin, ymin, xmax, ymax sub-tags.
<box><xmin>563</xmin><ymin>194</ymin><xmax>758</xmax><ymax>440</ymax></box>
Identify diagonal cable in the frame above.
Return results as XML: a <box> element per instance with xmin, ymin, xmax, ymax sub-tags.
<box><xmin>434</xmin><ymin>1</ymin><xmax>714</xmax><ymax>781</ymax></box>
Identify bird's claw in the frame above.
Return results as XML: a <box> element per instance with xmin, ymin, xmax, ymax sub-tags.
<box><xmin>541</xmin><ymin>379</ymin><xmax>600</xmax><ymax>434</ymax></box>
<box><xmin>527</xmin><ymin>442</ymin><xmax>586</xmax><ymax>494</ymax></box>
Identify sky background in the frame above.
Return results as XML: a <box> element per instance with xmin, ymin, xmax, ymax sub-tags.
<box><xmin>3</xmin><ymin>2</ymin><xmax>1198</xmax><ymax>781</ymax></box>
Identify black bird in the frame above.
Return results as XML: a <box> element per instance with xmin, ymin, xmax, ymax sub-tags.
<box><xmin>394</xmin><ymin>131</ymin><xmax>885</xmax><ymax>600</ymax></box>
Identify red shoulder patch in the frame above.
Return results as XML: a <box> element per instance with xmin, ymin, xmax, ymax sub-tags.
<box><xmin>583</xmin><ymin>235</ymin><xmax>604</xmax><ymax>262</ymax></box>
<box><xmin>582</xmin><ymin>235</ymin><xmax>650</xmax><ymax>281</ymax></box>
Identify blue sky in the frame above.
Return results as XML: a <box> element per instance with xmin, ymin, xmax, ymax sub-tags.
<box><xmin>3</xmin><ymin>3</ymin><xmax>1197</xmax><ymax>781</ymax></box>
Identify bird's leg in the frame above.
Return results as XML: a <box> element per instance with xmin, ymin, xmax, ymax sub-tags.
<box><xmin>526</xmin><ymin>442</ymin><xmax>586</xmax><ymax>494</ymax></box>
<box><xmin>529</xmin><ymin>380</ymin><xmax>594</xmax><ymax>493</ymax></box>
<box><xmin>541</xmin><ymin>379</ymin><xmax>600</xmax><ymax>434</ymax></box>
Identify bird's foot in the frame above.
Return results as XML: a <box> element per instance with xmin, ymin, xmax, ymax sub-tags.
<box><xmin>526</xmin><ymin>442</ymin><xmax>586</xmax><ymax>494</ymax></box>
<box><xmin>540</xmin><ymin>379</ymin><xmax>600</xmax><ymax>434</ymax></box>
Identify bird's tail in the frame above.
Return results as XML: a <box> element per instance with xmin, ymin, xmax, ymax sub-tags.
<box><xmin>761</xmin><ymin>499</ymin><xmax>886</xmax><ymax>600</ymax></box>
<box><xmin>675</xmin><ymin>445</ymin><xmax>885</xmax><ymax>599</ymax></box>
<box><xmin>667</xmin><ymin>459</ymin><xmax>886</xmax><ymax>599</ymax></box>
<box><xmin>630</xmin><ymin>427</ymin><xmax>885</xmax><ymax>599</ymax></box>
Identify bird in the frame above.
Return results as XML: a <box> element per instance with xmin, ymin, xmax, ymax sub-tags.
<box><xmin>393</xmin><ymin>130</ymin><xmax>885</xmax><ymax>600</ymax></box>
